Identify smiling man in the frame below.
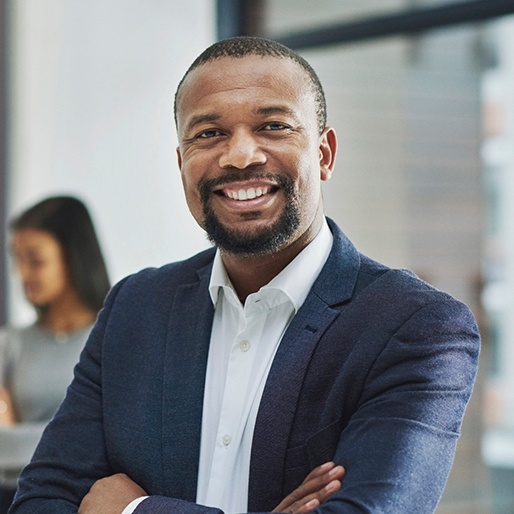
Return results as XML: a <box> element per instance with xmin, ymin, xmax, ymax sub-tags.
<box><xmin>10</xmin><ymin>37</ymin><xmax>479</xmax><ymax>514</ymax></box>
<box><xmin>176</xmin><ymin>48</ymin><xmax>336</xmax><ymax>303</ymax></box>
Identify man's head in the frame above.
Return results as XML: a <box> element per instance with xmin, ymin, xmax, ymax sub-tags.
<box><xmin>175</xmin><ymin>37</ymin><xmax>336</xmax><ymax>258</ymax></box>
<box><xmin>174</xmin><ymin>36</ymin><xmax>327</xmax><ymax>135</ymax></box>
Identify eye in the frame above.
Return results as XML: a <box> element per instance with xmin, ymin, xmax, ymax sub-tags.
<box><xmin>196</xmin><ymin>128</ymin><xmax>223</xmax><ymax>139</ymax></box>
<box><xmin>25</xmin><ymin>257</ymin><xmax>45</xmax><ymax>269</ymax></box>
<box><xmin>262</xmin><ymin>122</ymin><xmax>288</xmax><ymax>131</ymax></box>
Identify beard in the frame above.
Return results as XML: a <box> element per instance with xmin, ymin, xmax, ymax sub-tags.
<box><xmin>199</xmin><ymin>172</ymin><xmax>300</xmax><ymax>256</ymax></box>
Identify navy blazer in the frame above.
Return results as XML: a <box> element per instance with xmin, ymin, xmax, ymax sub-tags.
<box><xmin>11</xmin><ymin>219</ymin><xmax>480</xmax><ymax>513</ymax></box>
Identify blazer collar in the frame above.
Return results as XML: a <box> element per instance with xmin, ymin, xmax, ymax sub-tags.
<box><xmin>248</xmin><ymin>217</ymin><xmax>361</xmax><ymax>510</ymax></box>
<box><xmin>310</xmin><ymin>217</ymin><xmax>361</xmax><ymax>306</ymax></box>
<box><xmin>196</xmin><ymin>217</ymin><xmax>360</xmax><ymax>308</ymax></box>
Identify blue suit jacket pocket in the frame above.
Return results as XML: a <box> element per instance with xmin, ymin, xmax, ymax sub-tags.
<box><xmin>283</xmin><ymin>419</ymin><xmax>342</xmax><ymax>492</ymax></box>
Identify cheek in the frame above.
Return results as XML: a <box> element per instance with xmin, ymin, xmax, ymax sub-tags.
<box><xmin>181</xmin><ymin>165</ymin><xmax>197</xmax><ymax>192</ymax></box>
<box><xmin>295</xmin><ymin>161</ymin><xmax>321</xmax><ymax>196</ymax></box>
<box><xmin>181</xmin><ymin>170</ymin><xmax>201</xmax><ymax>206</ymax></box>
<box><xmin>45</xmin><ymin>261</ymin><xmax>69</xmax><ymax>290</ymax></box>
<box><xmin>180</xmin><ymin>154</ymin><xmax>202</xmax><ymax>189</ymax></box>
<box><xmin>181</xmin><ymin>169</ymin><xmax>206</xmax><ymax>226</ymax></box>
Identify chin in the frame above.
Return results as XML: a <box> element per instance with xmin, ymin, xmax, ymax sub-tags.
<box><xmin>26</xmin><ymin>297</ymin><xmax>47</xmax><ymax>309</ymax></box>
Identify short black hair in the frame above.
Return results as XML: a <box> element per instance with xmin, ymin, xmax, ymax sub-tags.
<box><xmin>174</xmin><ymin>36</ymin><xmax>327</xmax><ymax>134</ymax></box>
<box><xmin>11</xmin><ymin>196</ymin><xmax>111</xmax><ymax>313</ymax></box>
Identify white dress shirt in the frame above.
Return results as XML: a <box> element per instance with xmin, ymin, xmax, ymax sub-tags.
<box><xmin>122</xmin><ymin>220</ymin><xmax>333</xmax><ymax>514</ymax></box>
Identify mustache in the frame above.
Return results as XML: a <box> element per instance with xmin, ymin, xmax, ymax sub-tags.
<box><xmin>199</xmin><ymin>171</ymin><xmax>292</xmax><ymax>202</ymax></box>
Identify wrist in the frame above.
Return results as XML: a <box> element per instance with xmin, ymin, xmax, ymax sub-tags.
<box><xmin>121</xmin><ymin>496</ymin><xmax>148</xmax><ymax>514</ymax></box>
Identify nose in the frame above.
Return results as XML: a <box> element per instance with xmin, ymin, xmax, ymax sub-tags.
<box><xmin>218</xmin><ymin>129</ymin><xmax>266</xmax><ymax>169</ymax></box>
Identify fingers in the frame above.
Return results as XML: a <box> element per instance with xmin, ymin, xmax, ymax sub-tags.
<box><xmin>289</xmin><ymin>479</ymin><xmax>342</xmax><ymax>514</ymax></box>
<box><xmin>292</xmin><ymin>498</ymin><xmax>320</xmax><ymax>514</ymax></box>
<box><xmin>302</xmin><ymin>461</ymin><xmax>341</xmax><ymax>482</ymax></box>
<box><xmin>273</xmin><ymin>462</ymin><xmax>345</xmax><ymax>513</ymax></box>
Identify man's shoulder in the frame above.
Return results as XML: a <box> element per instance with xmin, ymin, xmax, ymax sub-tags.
<box><xmin>358</xmin><ymin>253</ymin><xmax>453</xmax><ymax>301</ymax></box>
<box><xmin>126</xmin><ymin>247</ymin><xmax>216</xmax><ymax>285</ymax></box>
<box><xmin>107</xmin><ymin>247</ymin><xmax>216</xmax><ymax>307</ymax></box>
<box><xmin>354</xmin><ymin>255</ymin><xmax>476</xmax><ymax>333</ymax></box>
<box><xmin>322</xmin><ymin>218</ymin><xmax>457</xmax><ymax>308</ymax></box>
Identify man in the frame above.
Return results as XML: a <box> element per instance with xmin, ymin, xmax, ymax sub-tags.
<box><xmin>10</xmin><ymin>37</ymin><xmax>479</xmax><ymax>514</ymax></box>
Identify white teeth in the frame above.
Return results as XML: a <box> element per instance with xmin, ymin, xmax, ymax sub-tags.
<box><xmin>226</xmin><ymin>186</ymin><xmax>269</xmax><ymax>200</ymax></box>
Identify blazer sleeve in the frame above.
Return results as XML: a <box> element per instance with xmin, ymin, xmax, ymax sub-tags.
<box><xmin>305</xmin><ymin>295</ymin><xmax>480</xmax><ymax>513</ymax></box>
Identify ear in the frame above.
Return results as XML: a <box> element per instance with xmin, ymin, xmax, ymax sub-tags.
<box><xmin>319</xmin><ymin>127</ymin><xmax>337</xmax><ymax>182</ymax></box>
<box><xmin>176</xmin><ymin>147</ymin><xmax>183</xmax><ymax>170</ymax></box>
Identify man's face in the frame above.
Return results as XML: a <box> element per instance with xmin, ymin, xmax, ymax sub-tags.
<box><xmin>176</xmin><ymin>55</ymin><xmax>336</xmax><ymax>256</ymax></box>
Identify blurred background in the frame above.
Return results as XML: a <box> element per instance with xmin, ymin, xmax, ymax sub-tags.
<box><xmin>0</xmin><ymin>1</ymin><xmax>513</xmax><ymax>512</ymax></box>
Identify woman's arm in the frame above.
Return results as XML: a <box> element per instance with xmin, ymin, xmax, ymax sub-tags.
<box><xmin>0</xmin><ymin>387</ymin><xmax>15</xmax><ymax>425</ymax></box>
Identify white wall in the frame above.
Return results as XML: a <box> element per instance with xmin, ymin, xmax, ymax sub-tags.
<box><xmin>8</xmin><ymin>1</ymin><xmax>214</xmax><ymax>323</ymax></box>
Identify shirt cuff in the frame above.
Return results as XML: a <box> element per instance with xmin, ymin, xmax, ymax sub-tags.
<box><xmin>121</xmin><ymin>496</ymin><xmax>149</xmax><ymax>514</ymax></box>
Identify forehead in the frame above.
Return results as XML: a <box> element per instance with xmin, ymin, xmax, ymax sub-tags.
<box><xmin>176</xmin><ymin>55</ymin><xmax>314</xmax><ymax>128</ymax></box>
<box><xmin>11</xmin><ymin>229</ymin><xmax>59</xmax><ymax>251</ymax></box>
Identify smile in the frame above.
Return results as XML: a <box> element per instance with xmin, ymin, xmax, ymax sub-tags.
<box><xmin>224</xmin><ymin>186</ymin><xmax>270</xmax><ymax>201</ymax></box>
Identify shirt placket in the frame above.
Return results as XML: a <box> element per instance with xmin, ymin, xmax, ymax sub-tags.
<box><xmin>205</xmin><ymin>299</ymin><xmax>267</xmax><ymax>508</ymax></box>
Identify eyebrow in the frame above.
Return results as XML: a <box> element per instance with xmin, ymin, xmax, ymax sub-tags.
<box><xmin>183</xmin><ymin>105</ymin><xmax>298</xmax><ymax>135</ymax></box>
<box><xmin>183</xmin><ymin>113</ymin><xmax>221</xmax><ymax>135</ymax></box>
<box><xmin>255</xmin><ymin>105</ymin><xmax>296</xmax><ymax>117</ymax></box>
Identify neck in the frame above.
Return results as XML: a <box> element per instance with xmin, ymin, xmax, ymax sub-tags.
<box><xmin>221</xmin><ymin>213</ymin><xmax>324</xmax><ymax>303</ymax></box>
<box><xmin>38</xmin><ymin>293</ymin><xmax>95</xmax><ymax>334</ymax></box>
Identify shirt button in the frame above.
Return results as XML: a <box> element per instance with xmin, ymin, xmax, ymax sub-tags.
<box><xmin>222</xmin><ymin>434</ymin><xmax>232</xmax><ymax>446</ymax></box>
<box><xmin>240</xmin><ymin>340</ymin><xmax>250</xmax><ymax>352</ymax></box>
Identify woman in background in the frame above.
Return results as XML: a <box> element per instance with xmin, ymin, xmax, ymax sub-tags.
<box><xmin>0</xmin><ymin>196</ymin><xmax>110</xmax><ymax>513</ymax></box>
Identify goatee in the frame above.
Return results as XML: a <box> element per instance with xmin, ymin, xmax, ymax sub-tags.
<box><xmin>199</xmin><ymin>172</ymin><xmax>300</xmax><ymax>256</ymax></box>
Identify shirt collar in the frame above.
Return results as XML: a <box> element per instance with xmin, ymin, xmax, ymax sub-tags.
<box><xmin>209</xmin><ymin>218</ymin><xmax>333</xmax><ymax>312</ymax></box>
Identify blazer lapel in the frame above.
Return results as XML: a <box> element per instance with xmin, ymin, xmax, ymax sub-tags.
<box><xmin>248</xmin><ymin>219</ymin><xmax>361</xmax><ymax>510</ymax></box>
<box><xmin>161</xmin><ymin>262</ymin><xmax>214</xmax><ymax>501</ymax></box>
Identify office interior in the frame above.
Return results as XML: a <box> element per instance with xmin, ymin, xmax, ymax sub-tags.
<box><xmin>1</xmin><ymin>1</ymin><xmax>514</xmax><ymax>512</ymax></box>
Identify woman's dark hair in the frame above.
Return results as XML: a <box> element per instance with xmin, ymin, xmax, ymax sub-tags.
<box><xmin>10</xmin><ymin>196</ymin><xmax>110</xmax><ymax>312</ymax></box>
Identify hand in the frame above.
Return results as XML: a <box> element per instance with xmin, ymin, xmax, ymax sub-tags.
<box><xmin>0</xmin><ymin>387</ymin><xmax>16</xmax><ymax>425</ymax></box>
<box><xmin>273</xmin><ymin>461</ymin><xmax>345</xmax><ymax>513</ymax></box>
<box><xmin>78</xmin><ymin>473</ymin><xmax>147</xmax><ymax>514</ymax></box>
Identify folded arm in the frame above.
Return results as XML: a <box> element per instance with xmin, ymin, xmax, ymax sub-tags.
<box><xmin>302</xmin><ymin>297</ymin><xmax>480</xmax><ymax>513</ymax></box>
<box><xmin>9</xmin><ymin>281</ymin><xmax>479</xmax><ymax>514</ymax></box>
<box><xmin>78</xmin><ymin>463</ymin><xmax>344</xmax><ymax>514</ymax></box>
